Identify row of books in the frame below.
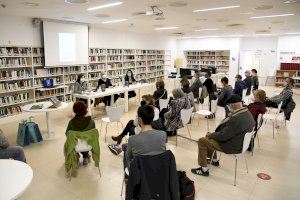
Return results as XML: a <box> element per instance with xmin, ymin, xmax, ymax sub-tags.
<box><xmin>64</xmin><ymin>66</ymin><xmax>82</xmax><ymax>75</ymax></box>
<box><xmin>107</xmin><ymin>49</ymin><xmax>122</xmax><ymax>55</ymax></box>
<box><xmin>157</xmin><ymin>61</ymin><xmax>164</xmax><ymax>65</ymax></box>
<box><xmin>123</xmin><ymin>55</ymin><xmax>135</xmax><ymax>61</ymax></box>
<box><xmin>35</xmin><ymin>88</ymin><xmax>65</xmax><ymax>98</ymax></box>
<box><xmin>33</xmin><ymin>57</ymin><xmax>44</xmax><ymax>65</ymax></box>
<box><xmin>137</xmin><ymin>61</ymin><xmax>146</xmax><ymax>67</ymax></box>
<box><xmin>216</xmin><ymin>61</ymin><xmax>229</xmax><ymax>66</ymax></box>
<box><xmin>34</xmin><ymin>77</ymin><xmax>61</xmax><ymax>87</ymax></box>
<box><xmin>32</xmin><ymin>48</ymin><xmax>44</xmax><ymax>56</ymax></box>
<box><xmin>136</xmin><ymin>74</ymin><xmax>147</xmax><ymax>80</ymax></box>
<box><xmin>123</xmin><ymin>62</ymin><xmax>135</xmax><ymax>68</ymax></box>
<box><xmin>216</xmin><ymin>56</ymin><xmax>230</xmax><ymax>60</ymax></box>
<box><xmin>0</xmin><ymin>92</ymin><xmax>30</xmax><ymax>106</ymax></box>
<box><xmin>0</xmin><ymin>106</ymin><xmax>22</xmax><ymax>118</ymax></box>
<box><xmin>64</xmin><ymin>75</ymin><xmax>77</xmax><ymax>83</ymax></box>
<box><xmin>89</xmin><ymin>64</ymin><xmax>105</xmax><ymax>72</ymax></box>
<box><xmin>0</xmin><ymin>58</ymin><xmax>28</xmax><ymax>67</ymax></box>
<box><xmin>0</xmin><ymin>69</ymin><xmax>31</xmax><ymax>80</ymax></box>
<box><xmin>147</xmin><ymin>61</ymin><xmax>156</xmax><ymax>66</ymax></box>
<box><xmin>123</xmin><ymin>49</ymin><xmax>135</xmax><ymax>55</ymax></box>
<box><xmin>280</xmin><ymin>63</ymin><xmax>300</xmax><ymax>70</ymax></box>
<box><xmin>0</xmin><ymin>80</ymin><xmax>31</xmax><ymax>92</ymax></box>
<box><xmin>0</xmin><ymin>47</ymin><xmax>31</xmax><ymax>56</ymax></box>
<box><xmin>136</xmin><ymin>68</ymin><xmax>147</xmax><ymax>73</ymax></box>
<box><xmin>107</xmin><ymin>56</ymin><xmax>122</xmax><ymax>62</ymax></box>
<box><xmin>89</xmin><ymin>48</ymin><xmax>106</xmax><ymax>55</ymax></box>
<box><xmin>148</xmin><ymin>66</ymin><xmax>156</xmax><ymax>71</ymax></box>
<box><xmin>157</xmin><ymin>71</ymin><xmax>164</xmax><ymax>76</ymax></box>
<box><xmin>90</xmin><ymin>56</ymin><xmax>106</xmax><ymax>63</ymax></box>
<box><xmin>107</xmin><ymin>70</ymin><xmax>124</xmax><ymax>77</ymax></box>
<box><xmin>35</xmin><ymin>68</ymin><xmax>63</xmax><ymax>77</ymax></box>
<box><xmin>107</xmin><ymin>63</ymin><xmax>122</xmax><ymax>69</ymax></box>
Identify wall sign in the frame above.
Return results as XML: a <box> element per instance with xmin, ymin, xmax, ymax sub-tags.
<box><xmin>257</xmin><ymin>173</ymin><xmax>272</xmax><ymax>180</ymax></box>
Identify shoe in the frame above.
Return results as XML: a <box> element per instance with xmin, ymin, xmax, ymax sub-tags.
<box><xmin>206</xmin><ymin>158</ymin><xmax>220</xmax><ymax>166</ymax></box>
<box><xmin>83</xmin><ymin>157</ymin><xmax>90</xmax><ymax>166</ymax></box>
<box><xmin>111</xmin><ymin>135</ymin><xmax>123</xmax><ymax>144</ymax></box>
<box><xmin>191</xmin><ymin>167</ymin><xmax>209</xmax><ymax>176</ymax></box>
<box><xmin>108</xmin><ymin>144</ymin><xmax>122</xmax><ymax>155</ymax></box>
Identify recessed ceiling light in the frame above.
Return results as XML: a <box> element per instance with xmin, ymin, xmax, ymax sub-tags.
<box><xmin>155</xmin><ymin>27</ymin><xmax>179</xmax><ymax>30</ymax></box>
<box><xmin>168</xmin><ymin>1</ymin><xmax>188</xmax><ymax>7</ymax></box>
<box><xmin>193</xmin><ymin>5</ymin><xmax>240</xmax><ymax>12</ymax></box>
<box><xmin>87</xmin><ymin>1</ymin><xmax>123</xmax><ymax>11</ymax></box>
<box><xmin>196</xmin><ymin>36</ymin><xmax>221</xmax><ymax>39</ymax></box>
<box><xmin>285</xmin><ymin>32</ymin><xmax>300</xmax><ymax>35</ymax></box>
<box><xmin>227</xmin><ymin>35</ymin><xmax>244</xmax><ymax>37</ymax></box>
<box><xmin>254</xmin><ymin>5</ymin><xmax>274</xmax><ymax>10</ymax></box>
<box><xmin>195</xmin><ymin>28</ymin><xmax>219</xmax><ymax>32</ymax></box>
<box><xmin>65</xmin><ymin>0</ymin><xmax>88</xmax><ymax>4</ymax></box>
<box><xmin>102</xmin><ymin>18</ymin><xmax>128</xmax><ymax>24</ymax></box>
<box><xmin>250</xmin><ymin>13</ymin><xmax>294</xmax><ymax>19</ymax></box>
<box><xmin>22</xmin><ymin>2</ymin><xmax>39</xmax><ymax>6</ymax></box>
<box><xmin>284</xmin><ymin>0</ymin><xmax>300</xmax><ymax>4</ymax></box>
<box><xmin>95</xmin><ymin>14</ymin><xmax>110</xmax><ymax>18</ymax></box>
<box><xmin>254</xmin><ymin>34</ymin><xmax>272</xmax><ymax>36</ymax></box>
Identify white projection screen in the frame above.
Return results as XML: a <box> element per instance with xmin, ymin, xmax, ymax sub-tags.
<box><xmin>43</xmin><ymin>21</ymin><xmax>88</xmax><ymax>66</ymax></box>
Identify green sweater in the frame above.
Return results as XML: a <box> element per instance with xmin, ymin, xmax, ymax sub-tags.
<box><xmin>65</xmin><ymin>129</ymin><xmax>100</xmax><ymax>175</ymax></box>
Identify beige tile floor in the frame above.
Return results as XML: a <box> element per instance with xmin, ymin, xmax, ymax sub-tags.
<box><xmin>1</xmin><ymin>83</ymin><xmax>300</xmax><ymax>200</ymax></box>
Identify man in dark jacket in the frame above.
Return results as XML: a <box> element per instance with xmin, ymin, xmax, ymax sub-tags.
<box><xmin>191</xmin><ymin>94</ymin><xmax>255</xmax><ymax>176</ymax></box>
<box><xmin>233</xmin><ymin>74</ymin><xmax>244</xmax><ymax>99</ymax></box>
<box><xmin>243</xmin><ymin>70</ymin><xmax>253</xmax><ymax>95</ymax></box>
<box><xmin>97</xmin><ymin>71</ymin><xmax>119</xmax><ymax>106</ymax></box>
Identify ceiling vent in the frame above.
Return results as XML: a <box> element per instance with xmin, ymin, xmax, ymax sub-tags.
<box><xmin>168</xmin><ymin>1</ymin><xmax>188</xmax><ymax>7</ymax></box>
<box><xmin>65</xmin><ymin>0</ymin><xmax>89</xmax><ymax>3</ymax></box>
<box><xmin>254</xmin><ymin>5</ymin><xmax>274</xmax><ymax>10</ymax></box>
<box><xmin>255</xmin><ymin>30</ymin><xmax>271</xmax><ymax>33</ymax></box>
<box><xmin>132</xmin><ymin>11</ymin><xmax>147</xmax><ymax>16</ymax></box>
<box><xmin>95</xmin><ymin>14</ymin><xmax>110</xmax><ymax>18</ymax></box>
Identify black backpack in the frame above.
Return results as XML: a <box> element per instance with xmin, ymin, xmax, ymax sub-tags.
<box><xmin>177</xmin><ymin>171</ymin><xmax>195</xmax><ymax>200</ymax></box>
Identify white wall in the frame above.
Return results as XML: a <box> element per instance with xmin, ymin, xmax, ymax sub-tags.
<box><xmin>278</xmin><ymin>35</ymin><xmax>300</xmax><ymax>63</ymax></box>
<box><xmin>176</xmin><ymin>37</ymin><xmax>240</xmax><ymax>83</ymax></box>
<box><xmin>0</xmin><ymin>15</ymin><xmax>42</xmax><ymax>46</ymax></box>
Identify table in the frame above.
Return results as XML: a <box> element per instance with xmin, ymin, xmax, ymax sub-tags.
<box><xmin>0</xmin><ymin>160</ymin><xmax>33</xmax><ymax>200</ymax></box>
<box><xmin>73</xmin><ymin>83</ymin><xmax>155</xmax><ymax>115</ymax></box>
<box><xmin>22</xmin><ymin>101</ymin><xmax>69</xmax><ymax>140</ymax></box>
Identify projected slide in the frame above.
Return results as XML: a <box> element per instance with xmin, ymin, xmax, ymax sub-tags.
<box><xmin>59</xmin><ymin>33</ymin><xmax>76</xmax><ymax>62</ymax></box>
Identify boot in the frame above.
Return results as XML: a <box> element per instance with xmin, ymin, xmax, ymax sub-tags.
<box><xmin>111</xmin><ymin>134</ymin><xmax>124</xmax><ymax>144</ymax></box>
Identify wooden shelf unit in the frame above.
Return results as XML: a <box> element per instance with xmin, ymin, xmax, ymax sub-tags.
<box><xmin>275</xmin><ymin>63</ymin><xmax>300</xmax><ymax>88</ymax></box>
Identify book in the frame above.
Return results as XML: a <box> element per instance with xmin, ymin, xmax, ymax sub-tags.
<box><xmin>30</xmin><ymin>104</ymin><xmax>44</xmax><ymax>110</ymax></box>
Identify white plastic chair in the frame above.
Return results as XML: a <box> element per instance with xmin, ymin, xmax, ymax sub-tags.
<box><xmin>195</xmin><ymin>99</ymin><xmax>218</xmax><ymax>132</ymax></box>
<box><xmin>251</xmin><ymin>114</ymin><xmax>264</xmax><ymax>156</ymax></box>
<box><xmin>176</xmin><ymin>107</ymin><xmax>194</xmax><ymax>146</ymax></box>
<box><xmin>242</xmin><ymin>89</ymin><xmax>247</xmax><ymax>101</ymax></box>
<box><xmin>159</xmin><ymin>98</ymin><xmax>169</xmax><ymax>111</ymax></box>
<box><xmin>101</xmin><ymin>105</ymin><xmax>124</xmax><ymax>142</ymax></box>
<box><xmin>263</xmin><ymin>102</ymin><xmax>283</xmax><ymax>139</ymax></box>
<box><xmin>210</xmin><ymin>131</ymin><xmax>254</xmax><ymax>186</ymax></box>
<box><xmin>68</xmin><ymin>139</ymin><xmax>101</xmax><ymax>181</ymax></box>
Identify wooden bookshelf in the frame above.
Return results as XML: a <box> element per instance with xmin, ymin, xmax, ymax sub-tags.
<box><xmin>275</xmin><ymin>63</ymin><xmax>300</xmax><ymax>88</ymax></box>
<box><xmin>185</xmin><ymin>50</ymin><xmax>230</xmax><ymax>73</ymax></box>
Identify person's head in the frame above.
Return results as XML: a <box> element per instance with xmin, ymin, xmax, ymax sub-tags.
<box><xmin>141</xmin><ymin>94</ymin><xmax>155</xmax><ymax>107</ymax></box>
<box><xmin>180</xmin><ymin>78</ymin><xmax>190</xmax><ymax>88</ymax></box>
<box><xmin>221</xmin><ymin>77</ymin><xmax>229</xmax><ymax>87</ymax></box>
<box><xmin>253</xmin><ymin>89</ymin><xmax>266</xmax><ymax>102</ymax></box>
<box><xmin>77</xmin><ymin>74</ymin><xmax>86</xmax><ymax>83</ymax></box>
<box><xmin>226</xmin><ymin>94</ymin><xmax>243</xmax><ymax>112</ymax></box>
<box><xmin>284</xmin><ymin>77</ymin><xmax>294</xmax><ymax>87</ymax></box>
<box><xmin>126</xmin><ymin>70</ymin><xmax>133</xmax><ymax>78</ymax></box>
<box><xmin>235</xmin><ymin>74</ymin><xmax>242</xmax><ymax>81</ymax></box>
<box><xmin>73</xmin><ymin>101</ymin><xmax>88</xmax><ymax>117</ymax></box>
<box><xmin>245</xmin><ymin>70</ymin><xmax>251</xmax><ymax>77</ymax></box>
<box><xmin>156</xmin><ymin>80</ymin><xmax>165</xmax><ymax>90</ymax></box>
<box><xmin>100</xmin><ymin>71</ymin><xmax>107</xmax><ymax>79</ymax></box>
<box><xmin>172</xmin><ymin>88</ymin><xmax>185</xmax><ymax>99</ymax></box>
<box><xmin>251</xmin><ymin>69</ymin><xmax>257</xmax><ymax>76</ymax></box>
<box><xmin>205</xmin><ymin>71</ymin><xmax>211</xmax><ymax>79</ymax></box>
<box><xmin>137</xmin><ymin>105</ymin><xmax>154</xmax><ymax>127</ymax></box>
<box><xmin>194</xmin><ymin>71</ymin><xmax>200</xmax><ymax>79</ymax></box>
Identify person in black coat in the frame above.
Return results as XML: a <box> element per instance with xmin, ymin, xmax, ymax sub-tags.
<box><xmin>243</xmin><ymin>70</ymin><xmax>253</xmax><ymax>96</ymax></box>
<box><xmin>97</xmin><ymin>72</ymin><xmax>119</xmax><ymax>106</ymax></box>
<box><xmin>124</xmin><ymin>69</ymin><xmax>137</xmax><ymax>98</ymax></box>
<box><xmin>153</xmin><ymin>80</ymin><xmax>168</xmax><ymax>109</ymax></box>
<box><xmin>233</xmin><ymin>74</ymin><xmax>244</xmax><ymax>99</ymax></box>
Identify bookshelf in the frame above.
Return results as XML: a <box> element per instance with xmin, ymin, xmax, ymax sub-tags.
<box><xmin>275</xmin><ymin>63</ymin><xmax>300</xmax><ymax>88</ymax></box>
<box><xmin>185</xmin><ymin>50</ymin><xmax>230</xmax><ymax>73</ymax></box>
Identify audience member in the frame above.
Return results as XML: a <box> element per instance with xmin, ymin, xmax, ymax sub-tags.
<box><xmin>181</xmin><ymin>78</ymin><xmax>196</xmax><ymax>111</ymax></box>
<box><xmin>233</xmin><ymin>74</ymin><xmax>244</xmax><ymax>99</ymax></box>
<box><xmin>247</xmin><ymin>89</ymin><xmax>267</xmax><ymax>123</ymax></box>
<box><xmin>153</xmin><ymin>80</ymin><xmax>168</xmax><ymax>109</ymax></box>
<box><xmin>65</xmin><ymin>101</ymin><xmax>95</xmax><ymax>165</ymax></box>
<box><xmin>124</xmin><ymin>69</ymin><xmax>137</xmax><ymax>98</ymax></box>
<box><xmin>191</xmin><ymin>94</ymin><xmax>255</xmax><ymax>176</ymax></box>
<box><xmin>203</xmin><ymin>71</ymin><xmax>214</xmax><ymax>110</ymax></box>
<box><xmin>251</xmin><ymin>69</ymin><xmax>259</xmax><ymax>90</ymax></box>
<box><xmin>190</xmin><ymin>70</ymin><xmax>203</xmax><ymax>100</ymax></box>
<box><xmin>243</xmin><ymin>70</ymin><xmax>253</xmax><ymax>95</ymax></box>
<box><xmin>216</xmin><ymin>77</ymin><xmax>233</xmax><ymax>117</ymax></box>
<box><xmin>97</xmin><ymin>71</ymin><xmax>119</xmax><ymax>106</ymax></box>
<box><xmin>0</xmin><ymin>129</ymin><xmax>26</xmax><ymax>163</ymax></box>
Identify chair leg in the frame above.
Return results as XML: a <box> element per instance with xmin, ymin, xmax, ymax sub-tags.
<box><xmin>176</xmin><ymin>134</ymin><xmax>178</xmax><ymax>147</ymax></box>
<box><xmin>69</xmin><ymin>166</ymin><xmax>72</xmax><ymax>181</ymax></box>
<box><xmin>251</xmin><ymin>138</ymin><xmax>254</xmax><ymax>157</ymax></box>
<box><xmin>244</xmin><ymin>154</ymin><xmax>248</xmax><ymax>173</ymax></box>
<box><xmin>121</xmin><ymin>176</ymin><xmax>125</xmax><ymax>196</ymax></box>
<box><xmin>100</xmin><ymin>120</ymin><xmax>103</xmax><ymax>134</ymax></box>
<box><xmin>234</xmin><ymin>157</ymin><xmax>237</xmax><ymax>186</ymax></box>
<box><xmin>209</xmin><ymin>150</ymin><xmax>216</xmax><ymax>167</ymax></box>
<box><xmin>105</xmin><ymin>123</ymin><xmax>108</xmax><ymax>143</ymax></box>
<box><xmin>272</xmin><ymin>122</ymin><xmax>275</xmax><ymax>139</ymax></box>
<box><xmin>206</xmin><ymin>117</ymin><xmax>209</xmax><ymax>132</ymax></box>
<box><xmin>257</xmin><ymin>133</ymin><xmax>260</xmax><ymax>148</ymax></box>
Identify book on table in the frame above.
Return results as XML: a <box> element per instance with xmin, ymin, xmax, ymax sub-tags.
<box><xmin>30</xmin><ymin>104</ymin><xmax>44</xmax><ymax>110</ymax></box>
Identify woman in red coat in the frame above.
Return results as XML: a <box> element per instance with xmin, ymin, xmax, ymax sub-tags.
<box><xmin>247</xmin><ymin>89</ymin><xmax>267</xmax><ymax>125</ymax></box>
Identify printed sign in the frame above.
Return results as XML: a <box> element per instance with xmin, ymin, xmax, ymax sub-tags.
<box><xmin>257</xmin><ymin>173</ymin><xmax>271</xmax><ymax>180</ymax></box>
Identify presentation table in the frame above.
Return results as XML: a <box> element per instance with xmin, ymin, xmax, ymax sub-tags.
<box><xmin>0</xmin><ymin>160</ymin><xmax>33</xmax><ymax>200</ymax></box>
<box><xmin>73</xmin><ymin>83</ymin><xmax>155</xmax><ymax>115</ymax></box>
<box><xmin>22</xmin><ymin>101</ymin><xmax>69</xmax><ymax>140</ymax></box>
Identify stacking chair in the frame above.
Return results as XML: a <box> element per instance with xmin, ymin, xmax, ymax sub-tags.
<box><xmin>194</xmin><ymin>99</ymin><xmax>218</xmax><ymax>132</ymax></box>
<box><xmin>101</xmin><ymin>105</ymin><xmax>124</xmax><ymax>142</ymax></box>
<box><xmin>176</xmin><ymin>107</ymin><xmax>194</xmax><ymax>146</ymax></box>
<box><xmin>263</xmin><ymin>102</ymin><xmax>283</xmax><ymax>139</ymax></box>
<box><xmin>251</xmin><ymin>114</ymin><xmax>264</xmax><ymax>156</ymax></box>
<box><xmin>210</xmin><ymin>131</ymin><xmax>254</xmax><ymax>186</ymax></box>
<box><xmin>159</xmin><ymin>98</ymin><xmax>169</xmax><ymax>111</ymax></box>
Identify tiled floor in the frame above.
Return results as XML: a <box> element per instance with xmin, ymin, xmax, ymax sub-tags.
<box><xmin>1</xmin><ymin>83</ymin><xmax>300</xmax><ymax>200</ymax></box>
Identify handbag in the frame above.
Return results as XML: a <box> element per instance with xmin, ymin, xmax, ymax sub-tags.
<box><xmin>27</xmin><ymin>116</ymin><xmax>43</xmax><ymax>143</ymax></box>
<box><xmin>17</xmin><ymin>120</ymin><xmax>30</xmax><ymax>147</ymax></box>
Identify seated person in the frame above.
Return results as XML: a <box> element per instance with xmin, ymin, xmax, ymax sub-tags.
<box><xmin>243</xmin><ymin>70</ymin><xmax>253</xmax><ymax>96</ymax></box>
<box><xmin>74</xmin><ymin>74</ymin><xmax>92</xmax><ymax>105</ymax></box>
<box><xmin>111</xmin><ymin>94</ymin><xmax>162</xmax><ymax>145</ymax></box>
<box><xmin>216</xmin><ymin>77</ymin><xmax>233</xmax><ymax>117</ymax></box>
<box><xmin>190</xmin><ymin>70</ymin><xmax>203</xmax><ymax>101</ymax></box>
<box><xmin>153</xmin><ymin>79</ymin><xmax>168</xmax><ymax>109</ymax></box>
<box><xmin>0</xmin><ymin>129</ymin><xmax>26</xmax><ymax>163</ymax></box>
<box><xmin>247</xmin><ymin>89</ymin><xmax>267</xmax><ymax>124</ymax></box>
<box><xmin>65</xmin><ymin>101</ymin><xmax>95</xmax><ymax>165</ymax></box>
<box><xmin>251</xmin><ymin>69</ymin><xmax>259</xmax><ymax>90</ymax></box>
<box><xmin>233</xmin><ymin>74</ymin><xmax>244</xmax><ymax>99</ymax></box>
<box><xmin>122</xmin><ymin>69</ymin><xmax>137</xmax><ymax>99</ymax></box>
<box><xmin>181</xmin><ymin>78</ymin><xmax>196</xmax><ymax>111</ymax></box>
<box><xmin>124</xmin><ymin>105</ymin><xmax>167</xmax><ymax>169</ymax></box>
<box><xmin>266</xmin><ymin>77</ymin><xmax>294</xmax><ymax>108</ymax></box>
<box><xmin>191</xmin><ymin>94</ymin><xmax>255</xmax><ymax>176</ymax></box>
<box><xmin>162</xmin><ymin>88</ymin><xmax>191</xmax><ymax>135</ymax></box>
<box><xmin>97</xmin><ymin>71</ymin><xmax>119</xmax><ymax>106</ymax></box>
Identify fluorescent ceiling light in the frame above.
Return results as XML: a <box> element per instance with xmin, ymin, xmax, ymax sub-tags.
<box><xmin>87</xmin><ymin>1</ymin><xmax>123</xmax><ymax>11</ymax></box>
<box><xmin>195</xmin><ymin>28</ymin><xmax>219</xmax><ymax>32</ymax></box>
<box><xmin>155</xmin><ymin>27</ymin><xmax>179</xmax><ymax>30</ymax></box>
<box><xmin>102</xmin><ymin>18</ymin><xmax>127</xmax><ymax>24</ymax></box>
<box><xmin>285</xmin><ymin>32</ymin><xmax>300</xmax><ymax>35</ymax></box>
<box><xmin>250</xmin><ymin>14</ymin><xmax>294</xmax><ymax>19</ymax></box>
<box><xmin>255</xmin><ymin>34</ymin><xmax>272</xmax><ymax>36</ymax></box>
<box><xmin>193</xmin><ymin>5</ymin><xmax>240</xmax><ymax>12</ymax></box>
<box><xmin>227</xmin><ymin>35</ymin><xmax>244</xmax><ymax>37</ymax></box>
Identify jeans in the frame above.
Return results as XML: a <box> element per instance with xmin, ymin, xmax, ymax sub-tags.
<box><xmin>122</xmin><ymin>143</ymin><xmax>129</xmax><ymax>170</ymax></box>
<box><xmin>224</xmin><ymin>106</ymin><xmax>230</xmax><ymax>118</ymax></box>
<box><xmin>0</xmin><ymin>146</ymin><xmax>26</xmax><ymax>163</ymax></box>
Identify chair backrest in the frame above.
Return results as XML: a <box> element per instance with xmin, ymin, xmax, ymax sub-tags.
<box><xmin>75</xmin><ymin>139</ymin><xmax>92</xmax><ymax>152</ymax></box>
<box><xmin>211</xmin><ymin>98</ymin><xmax>218</xmax><ymax>113</ymax></box>
<box><xmin>242</xmin><ymin>131</ymin><xmax>254</xmax><ymax>153</ymax></box>
<box><xmin>159</xmin><ymin>98</ymin><xmax>169</xmax><ymax>110</ymax></box>
<box><xmin>276</xmin><ymin>101</ymin><xmax>283</xmax><ymax>115</ymax></box>
<box><xmin>198</xmin><ymin>87</ymin><xmax>203</xmax><ymax>98</ymax></box>
<box><xmin>242</xmin><ymin>89</ymin><xmax>247</xmax><ymax>100</ymax></box>
<box><xmin>257</xmin><ymin>114</ymin><xmax>264</xmax><ymax>130</ymax></box>
<box><xmin>106</xmin><ymin>105</ymin><xmax>125</xmax><ymax>122</ymax></box>
<box><xmin>180</xmin><ymin>107</ymin><xmax>194</xmax><ymax>125</ymax></box>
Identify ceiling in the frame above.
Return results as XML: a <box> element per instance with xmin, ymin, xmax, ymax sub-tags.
<box><xmin>0</xmin><ymin>0</ymin><xmax>300</xmax><ymax>38</ymax></box>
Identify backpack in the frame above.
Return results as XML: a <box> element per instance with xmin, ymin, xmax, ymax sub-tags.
<box><xmin>177</xmin><ymin>171</ymin><xmax>195</xmax><ymax>200</ymax></box>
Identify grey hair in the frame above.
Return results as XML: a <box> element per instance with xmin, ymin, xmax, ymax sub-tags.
<box><xmin>172</xmin><ymin>88</ymin><xmax>184</xmax><ymax>99</ymax></box>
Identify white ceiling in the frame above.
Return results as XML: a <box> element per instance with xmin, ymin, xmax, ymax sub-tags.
<box><xmin>0</xmin><ymin>0</ymin><xmax>300</xmax><ymax>37</ymax></box>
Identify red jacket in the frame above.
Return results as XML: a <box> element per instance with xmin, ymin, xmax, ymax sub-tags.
<box><xmin>247</xmin><ymin>102</ymin><xmax>267</xmax><ymax>121</ymax></box>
